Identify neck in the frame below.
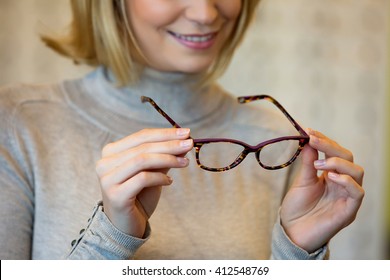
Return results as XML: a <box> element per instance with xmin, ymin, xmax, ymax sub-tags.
<box><xmin>65</xmin><ymin>66</ymin><xmax>230</xmax><ymax>136</ymax></box>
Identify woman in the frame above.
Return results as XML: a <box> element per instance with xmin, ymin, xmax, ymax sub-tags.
<box><xmin>0</xmin><ymin>0</ymin><xmax>364</xmax><ymax>259</ymax></box>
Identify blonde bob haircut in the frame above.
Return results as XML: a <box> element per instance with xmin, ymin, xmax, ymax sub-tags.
<box><xmin>42</xmin><ymin>0</ymin><xmax>261</xmax><ymax>87</ymax></box>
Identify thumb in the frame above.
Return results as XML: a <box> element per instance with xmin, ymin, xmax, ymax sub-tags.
<box><xmin>294</xmin><ymin>144</ymin><xmax>319</xmax><ymax>185</ymax></box>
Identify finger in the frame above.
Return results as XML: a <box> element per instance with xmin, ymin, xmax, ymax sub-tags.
<box><xmin>102</xmin><ymin>128</ymin><xmax>191</xmax><ymax>156</ymax></box>
<box><xmin>100</xmin><ymin>153</ymin><xmax>189</xmax><ymax>188</ymax></box>
<box><xmin>122</xmin><ymin>172</ymin><xmax>171</xmax><ymax>202</ymax></box>
<box><xmin>327</xmin><ymin>172</ymin><xmax>365</xmax><ymax>202</ymax></box>
<box><xmin>96</xmin><ymin>139</ymin><xmax>193</xmax><ymax>176</ymax></box>
<box><xmin>293</xmin><ymin>144</ymin><xmax>319</xmax><ymax>185</ymax></box>
<box><xmin>307</xmin><ymin>128</ymin><xmax>353</xmax><ymax>162</ymax></box>
<box><xmin>314</xmin><ymin>157</ymin><xmax>364</xmax><ymax>185</ymax></box>
<box><xmin>103</xmin><ymin>172</ymin><xmax>170</xmax><ymax>213</ymax></box>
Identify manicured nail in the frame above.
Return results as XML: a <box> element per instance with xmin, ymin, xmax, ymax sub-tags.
<box><xmin>177</xmin><ymin>128</ymin><xmax>190</xmax><ymax>136</ymax></box>
<box><xmin>311</xmin><ymin>135</ymin><xmax>320</xmax><ymax>144</ymax></box>
<box><xmin>328</xmin><ymin>172</ymin><xmax>340</xmax><ymax>179</ymax></box>
<box><xmin>314</xmin><ymin>159</ymin><xmax>326</xmax><ymax>168</ymax></box>
<box><xmin>180</xmin><ymin>139</ymin><xmax>193</xmax><ymax>148</ymax></box>
<box><xmin>177</xmin><ymin>157</ymin><xmax>189</xmax><ymax>166</ymax></box>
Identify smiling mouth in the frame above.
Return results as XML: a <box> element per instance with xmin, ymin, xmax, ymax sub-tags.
<box><xmin>168</xmin><ymin>31</ymin><xmax>217</xmax><ymax>43</ymax></box>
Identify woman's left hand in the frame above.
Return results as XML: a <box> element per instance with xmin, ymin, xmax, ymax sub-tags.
<box><xmin>280</xmin><ymin>128</ymin><xmax>365</xmax><ymax>253</ymax></box>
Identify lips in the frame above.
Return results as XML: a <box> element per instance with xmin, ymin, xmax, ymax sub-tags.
<box><xmin>168</xmin><ymin>31</ymin><xmax>216</xmax><ymax>42</ymax></box>
<box><xmin>168</xmin><ymin>31</ymin><xmax>218</xmax><ymax>49</ymax></box>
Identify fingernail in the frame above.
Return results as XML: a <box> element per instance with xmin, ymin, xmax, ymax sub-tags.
<box><xmin>167</xmin><ymin>176</ymin><xmax>173</xmax><ymax>184</ymax></box>
<box><xmin>311</xmin><ymin>135</ymin><xmax>320</xmax><ymax>144</ymax></box>
<box><xmin>314</xmin><ymin>159</ymin><xmax>326</xmax><ymax>168</ymax></box>
<box><xmin>328</xmin><ymin>172</ymin><xmax>340</xmax><ymax>179</ymax></box>
<box><xmin>180</xmin><ymin>139</ymin><xmax>193</xmax><ymax>148</ymax></box>
<box><xmin>177</xmin><ymin>157</ymin><xmax>189</xmax><ymax>166</ymax></box>
<box><xmin>177</xmin><ymin>128</ymin><xmax>190</xmax><ymax>136</ymax></box>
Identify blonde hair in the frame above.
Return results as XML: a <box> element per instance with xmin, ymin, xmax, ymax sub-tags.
<box><xmin>42</xmin><ymin>0</ymin><xmax>261</xmax><ymax>87</ymax></box>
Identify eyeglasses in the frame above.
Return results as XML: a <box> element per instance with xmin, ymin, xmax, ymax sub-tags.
<box><xmin>141</xmin><ymin>95</ymin><xmax>309</xmax><ymax>172</ymax></box>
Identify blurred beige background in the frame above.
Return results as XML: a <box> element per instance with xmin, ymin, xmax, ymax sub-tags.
<box><xmin>0</xmin><ymin>0</ymin><xmax>389</xmax><ymax>259</ymax></box>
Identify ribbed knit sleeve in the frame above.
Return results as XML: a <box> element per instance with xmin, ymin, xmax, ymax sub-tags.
<box><xmin>271</xmin><ymin>216</ymin><xmax>329</xmax><ymax>260</ymax></box>
<box><xmin>0</xmin><ymin>86</ymin><xmax>35</xmax><ymax>259</ymax></box>
<box><xmin>67</xmin><ymin>202</ymin><xmax>150</xmax><ymax>260</ymax></box>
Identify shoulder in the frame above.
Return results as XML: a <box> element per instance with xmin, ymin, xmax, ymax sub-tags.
<box><xmin>0</xmin><ymin>80</ymin><xmax>84</xmax><ymax>139</ymax></box>
<box><xmin>0</xmin><ymin>82</ymin><xmax>66</xmax><ymax>115</ymax></box>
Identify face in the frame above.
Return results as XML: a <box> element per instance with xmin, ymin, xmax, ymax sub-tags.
<box><xmin>125</xmin><ymin>0</ymin><xmax>242</xmax><ymax>73</ymax></box>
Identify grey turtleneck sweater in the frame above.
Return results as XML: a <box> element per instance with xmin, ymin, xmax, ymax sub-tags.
<box><xmin>0</xmin><ymin>67</ymin><xmax>327</xmax><ymax>259</ymax></box>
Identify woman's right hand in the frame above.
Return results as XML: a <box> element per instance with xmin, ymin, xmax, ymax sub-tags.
<box><xmin>95</xmin><ymin>128</ymin><xmax>193</xmax><ymax>238</ymax></box>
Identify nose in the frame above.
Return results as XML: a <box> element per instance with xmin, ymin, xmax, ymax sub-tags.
<box><xmin>184</xmin><ymin>0</ymin><xmax>219</xmax><ymax>25</ymax></box>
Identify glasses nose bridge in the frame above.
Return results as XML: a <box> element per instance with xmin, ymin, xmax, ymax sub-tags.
<box><xmin>226</xmin><ymin>148</ymin><xmax>250</xmax><ymax>170</ymax></box>
<box><xmin>254</xmin><ymin>146</ymin><xmax>264</xmax><ymax>167</ymax></box>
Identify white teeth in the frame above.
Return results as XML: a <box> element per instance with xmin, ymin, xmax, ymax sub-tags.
<box><xmin>172</xmin><ymin>32</ymin><xmax>214</xmax><ymax>43</ymax></box>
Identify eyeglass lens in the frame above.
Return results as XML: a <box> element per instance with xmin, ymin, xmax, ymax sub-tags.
<box><xmin>197</xmin><ymin>139</ymin><xmax>301</xmax><ymax>170</ymax></box>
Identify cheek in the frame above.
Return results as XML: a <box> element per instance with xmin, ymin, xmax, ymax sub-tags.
<box><xmin>126</xmin><ymin>0</ymin><xmax>179</xmax><ymax>31</ymax></box>
<box><xmin>217</xmin><ymin>0</ymin><xmax>242</xmax><ymax>21</ymax></box>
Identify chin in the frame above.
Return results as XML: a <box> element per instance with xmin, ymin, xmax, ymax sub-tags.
<box><xmin>175</xmin><ymin>61</ymin><xmax>214</xmax><ymax>74</ymax></box>
<box><xmin>149</xmin><ymin>58</ymin><xmax>215</xmax><ymax>74</ymax></box>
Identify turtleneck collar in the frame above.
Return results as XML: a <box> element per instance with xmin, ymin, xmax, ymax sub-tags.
<box><xmin>63</xmin><ymin>66</ymin><xmax>233</xmax><ymax>137</ymax></box>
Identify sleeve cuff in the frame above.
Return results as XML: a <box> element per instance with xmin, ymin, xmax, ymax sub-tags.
<box><xmin>271</xmin><ymin>217</ymin><xmax>329</xmax><ymax>260</ymax></box>
<box><xmin>67</xmin><ymin>201</ymin><xmax>150</xmax><ymax>260</ymax></box>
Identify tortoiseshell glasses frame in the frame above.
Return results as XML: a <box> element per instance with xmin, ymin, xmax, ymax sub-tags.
<box><xmin>141</xmin><ymin>95</ymin><xmax>309</xmax><ymax>172</ymax></box>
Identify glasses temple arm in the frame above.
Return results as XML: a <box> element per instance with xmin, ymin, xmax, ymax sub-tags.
<box><xmin>238</xmin><ymin>95</ymin><xmax>308</xmax><ymax>137</ymax></box>
<box><xmin>141</xmin><ymin>96</ymin><xmax>182</xmax><ymax>128</ymax></box>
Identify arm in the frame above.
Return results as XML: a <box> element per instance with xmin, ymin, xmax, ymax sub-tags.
<box><xmin>67</xmin><ymin>202</ymin><xmax>150</xmax><ymax>259</ymax></box>
<box><xmin>0</xmin><ymin>113</ymin><xmax>34</xmax><ymax>259</ymax></box>
<box><xmin>271</xmin><ymin>214</ymin><xmax>329</xmax><ymax>259</ymax></box>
